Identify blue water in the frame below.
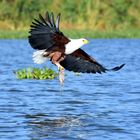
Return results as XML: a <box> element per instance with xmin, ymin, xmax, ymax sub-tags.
<box><xmin>0</xmin><ymin>39</ymin><xmax>140</xmax><ymax>140</ymax></box>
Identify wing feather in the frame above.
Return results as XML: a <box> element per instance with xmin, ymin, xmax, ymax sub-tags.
<box><xmin>55</xmin><ymin>13</ymin><xmax>61</xmax><ymax>30</ymax></box>
<box><xmin>39</xmin><ymin>14</ymin><xmax>48</xmax><ymax>26</ymax></box>
<box><xmin>45</xmin><ymin>11</ymin><xmax>53</xmax><ymax>27</ymax></box>
<box><xmin>60</xmin><ymin>49</ymin><xmax>125</xmax><ymax>73</ymax></box>
<box><xmin>50</xmin><ymin>12</ymin><xmax>56</xmax><ymax>27</ymax></box>
<box><xmin>28</xmin><ymin>11</ymin><xmax>70</xmax><ymax>50</ymax></box>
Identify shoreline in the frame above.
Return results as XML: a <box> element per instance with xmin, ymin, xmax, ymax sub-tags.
<box><xmin>0</xmin><ymin>29</ymin><xmax>140</xmax><ymax>39</ymax></box>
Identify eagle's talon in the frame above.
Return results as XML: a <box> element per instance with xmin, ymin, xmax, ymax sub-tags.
<box><xmin>58</xmin><ymin>66</ymin><xmax>64</xmax><ymax>71</ymax></box>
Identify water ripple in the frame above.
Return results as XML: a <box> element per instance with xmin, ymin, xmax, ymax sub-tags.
<box><xmin>0</xmin><ymin>39</ymin><xmax>140</xmax><ymax>140</ymax></box>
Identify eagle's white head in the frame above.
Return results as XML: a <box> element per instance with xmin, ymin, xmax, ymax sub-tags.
<box><xmin>65</xmin><ymin>38</ymin><xmax>89</xmax><ymax>54</ymax></box>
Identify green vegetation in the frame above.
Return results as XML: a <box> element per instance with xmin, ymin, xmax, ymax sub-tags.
<box><xmin>0</xmin><ymin>30</ymin><xmax>28</xmax><ymax>39</ymax></box>
<box><xmin>63</xmin><ymin>28</ymin><xmax>140</xmax><ymax>38</ymax></box>
<box><xmin>0</xmin><ymin>0</ymin><xmax>140</xmax><ymax>38</ymax></box>
<box><xmin>14</xmin><ymin>67</ymin><xmax>58</xmax><ymax>80</ymax></box>
<box><xmin>1</xmin><ymin>28</ymin><xmax>140</xmax><ymax>39</ymax></box>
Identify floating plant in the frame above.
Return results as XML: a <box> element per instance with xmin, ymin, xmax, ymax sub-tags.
<box><xmin>14</xmin><ymin>67</ymin><xmax>58</xmax><ymax>80</ymax></box>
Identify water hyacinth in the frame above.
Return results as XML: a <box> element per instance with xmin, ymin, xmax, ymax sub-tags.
<box><xmin>14</xmin><ymin>67</ymin><xmax>58</xmax><ymax>80</ymax></box>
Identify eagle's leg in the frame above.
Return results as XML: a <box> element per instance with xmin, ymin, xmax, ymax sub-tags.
<box><xmin>43</xmin><ymin>51</ymin><xmax>63</xmax><ymax>70</ymax></box>
<box><xmin>51</xmin><ymin>52</ymin><xmax>65</xmax><ymax>84</ymax></box>
<box><xmin>50</xmin><ymin>51</ymin><xmax>64</xmax><ymax>70</ymax></box>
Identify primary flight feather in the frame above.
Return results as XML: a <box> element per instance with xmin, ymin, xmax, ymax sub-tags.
<box><xmin>28</xmin><ymin>11</ymin><xmax>125</xmax><ymax>84</ymax></box>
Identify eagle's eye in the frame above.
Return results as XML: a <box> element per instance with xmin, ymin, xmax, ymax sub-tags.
<box><xmin>82</xmin><ymin>39</ymin><xmax>89</xmax><ymax>44</ymax></box>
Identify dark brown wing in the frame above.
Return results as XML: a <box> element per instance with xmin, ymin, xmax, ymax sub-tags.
<box><xmin>60</xmin><ymin>49</ymin><xmax>125</xmax><ymax>73</ymax></box>
<box><xmin>28</xmin><ymin>11</ymin><xmax>70</xmax><ymax>50</ymax></box>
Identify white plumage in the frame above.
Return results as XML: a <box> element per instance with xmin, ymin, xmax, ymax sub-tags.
<box><xmin>33</xmin><ymin>50</ymin><xmax>48</xmax><ymax>64</ymax></box>
<box><xmin>65</xmin><ymin>38</ymin><xmax>88</xmax><ymax>54</ymax></box>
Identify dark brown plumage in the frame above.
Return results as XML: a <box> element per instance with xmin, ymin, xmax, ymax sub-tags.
<box><xmin>60</xmin><ymin>49</ymin><xmax>125</xmax><ymax>73</ymax></box>
<box><xmin>28</xmin><ymin>12</ymin><xmax>70</xmax><ymax>51</ymax></box>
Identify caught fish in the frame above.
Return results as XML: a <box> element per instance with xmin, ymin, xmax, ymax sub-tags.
<box><xmin>59</xmin><ymin>69</ymin><xmax>65</xmax><ymax>85</ymax></box>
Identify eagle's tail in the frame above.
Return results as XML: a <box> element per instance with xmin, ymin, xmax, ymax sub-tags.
<box><xmin>33</xmin><ymin>50</ymin><xmax>48</xmax><ymax>64</ymax></box>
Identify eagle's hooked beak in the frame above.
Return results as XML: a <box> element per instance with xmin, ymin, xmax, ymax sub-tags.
<box><xmin>83</xmin><ymin>39</ymin><xmax>89</xmax><ymax>44</ymax></box>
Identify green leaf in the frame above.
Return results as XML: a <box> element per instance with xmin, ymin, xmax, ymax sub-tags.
<box><xmin>14</xmin><ymin>67</ymin><xmax>58</xmax><ymax>80</ymax></box>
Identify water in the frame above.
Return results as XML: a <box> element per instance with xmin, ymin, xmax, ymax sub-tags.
<box><xmin>0</xmin><ymin>39</ymin><xmax>140</xmax><ymax>140</ymax></box>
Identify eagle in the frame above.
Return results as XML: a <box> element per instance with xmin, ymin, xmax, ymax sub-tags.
<box><xmin>28</xmin><ymin>11</ymin><xmax>125</xmax><ymax>84</ymax></box>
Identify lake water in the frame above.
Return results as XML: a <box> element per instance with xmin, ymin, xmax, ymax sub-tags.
<box><xmin>0</xmin><ymin>39</ymin><xmax>140</xmax><ymax>140</ymax></box>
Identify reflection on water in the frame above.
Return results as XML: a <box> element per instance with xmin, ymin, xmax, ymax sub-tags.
<box><xmin>0</xmin><ymin>39</ymin><xmax>140</xmax><ymax>140</ymax></box>
<box><xmin>25</xmin><ymin>113</ymin><xmax>87</xmax><ymax>139</ymax></box>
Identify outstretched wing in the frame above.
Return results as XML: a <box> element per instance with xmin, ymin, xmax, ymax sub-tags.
<box><xmin>28</xmin><ymin>11</ymin><xmax>70</xmax><ymax>50</ymax></box>
<box><xmin>60</xmin><ymin>49</ymin><xmax>125</xmax><ymax>73</ymax></box>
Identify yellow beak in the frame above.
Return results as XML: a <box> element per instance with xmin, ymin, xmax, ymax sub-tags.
<box><xmin>84</xmin><ymin>39</ymin><xmax>89</xmax><ymax>44</ymax></box>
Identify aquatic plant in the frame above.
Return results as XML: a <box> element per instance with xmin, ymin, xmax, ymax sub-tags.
<box><xmin>14</xmin><ymin>67</ymin><xmax>58</xmax><ymax>80</ymax></box>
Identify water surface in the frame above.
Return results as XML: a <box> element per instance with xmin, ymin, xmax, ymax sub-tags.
<box><xmin>0</xmin><ymin>39</ymin><xmax>140</xmax><ymax>140</ymax></box>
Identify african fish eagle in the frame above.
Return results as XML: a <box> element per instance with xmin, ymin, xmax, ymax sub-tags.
<box><xmin>28</xmin><ymin>11</ymin><xmax>125</xmax><ymax>83</ymax></box>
